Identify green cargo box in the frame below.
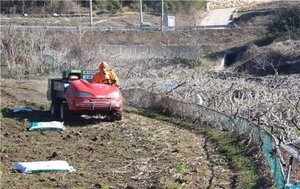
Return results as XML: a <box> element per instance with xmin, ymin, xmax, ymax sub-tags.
<box><xmin>47</xmin><ymin>69</ymin><xmax>97</xmax><ymax>101</ymax></box>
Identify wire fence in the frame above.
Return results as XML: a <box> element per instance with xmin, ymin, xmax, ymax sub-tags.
<box><xmin>122</xmin><ymin>88</ymin><xmax>286</xmax><ymax>189</ymax></box>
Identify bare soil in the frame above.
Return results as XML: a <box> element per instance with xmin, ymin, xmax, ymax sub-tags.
<box><xmin>1</xmin><ymin>79</ymin><xmax>240</xmax><ymax>189</ymax></box>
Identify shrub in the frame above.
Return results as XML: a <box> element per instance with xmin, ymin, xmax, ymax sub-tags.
<box><xmin>107</xmin><ymin>1</ymin><xmax>122</xmax><ymax>14</ymax></box>
<box><xmin>267</xmin><ymin>4</ymin><xmax>300</xmax><ymax>37</ymax></box>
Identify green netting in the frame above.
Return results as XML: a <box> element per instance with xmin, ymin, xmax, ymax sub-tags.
<box><xmin>123</xmin><ymin>89</ymin><xmax>286</xmax><ymax>188</ymax></box>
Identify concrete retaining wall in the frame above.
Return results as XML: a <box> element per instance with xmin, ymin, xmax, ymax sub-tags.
<box><xmin>99</xmin><ymin>45</ymin><xmax>211</xmax><ymax>59</ymax></box>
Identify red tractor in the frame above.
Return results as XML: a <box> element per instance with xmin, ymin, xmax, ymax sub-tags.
<box><xmin>47</xmin><ymin>70</ymin><xmax>123</xmax><ymax>121</ymax></box>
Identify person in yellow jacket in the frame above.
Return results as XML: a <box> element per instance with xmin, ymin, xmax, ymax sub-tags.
<box><xmin>92</xmin><ymin>61</ymin><xmax>119</xmax><ymax>86</ymax></box>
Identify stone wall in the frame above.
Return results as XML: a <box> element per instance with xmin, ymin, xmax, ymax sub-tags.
<box><xmin>207</xmin><ymin>0</ymin><xmax>272</xmax><ymax>9</ymax></box>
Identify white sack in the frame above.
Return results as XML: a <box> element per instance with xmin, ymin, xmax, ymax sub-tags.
<box><xmin>13</xmin><ymin>160</ymin><xmax>75</xmax><ymax>174</ymax></box>
<box><xmin>29</xmin><ymin>121</ymin><xmax>66</xmax><ymax>131</ymax></box>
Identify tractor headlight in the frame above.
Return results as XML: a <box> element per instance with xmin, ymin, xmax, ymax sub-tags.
<box><xmin>107</xmin><ymin>91</ymin><xmax>121</xmax><ymax>98</ymax></box>
<box><xmin>75</xmin><ymin>91</ymin><xmax>94</xmax><ymax>97</ymax></box>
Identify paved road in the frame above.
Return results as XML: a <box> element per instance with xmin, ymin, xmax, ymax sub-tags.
<box><xmin>200</xmin><ymin>7</ymin><xmax>236</xmax><ymax>25</ymax></box>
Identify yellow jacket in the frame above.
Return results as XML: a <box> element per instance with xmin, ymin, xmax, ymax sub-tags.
<box><xmin>92</xmin><ymin>62</ymin><xmax>119</xmax><ymax>86</ymax></box>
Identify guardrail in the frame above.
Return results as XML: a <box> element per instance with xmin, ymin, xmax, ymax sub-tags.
<box><xmin>0</xmin><ymin>23</ymin><xmax>268</xmax><ymax>30</ymax></box>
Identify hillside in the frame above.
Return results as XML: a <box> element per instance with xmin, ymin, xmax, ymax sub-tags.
<box><xmin>1</xmin><ymin>1</ymin><xmax>299</xmax><ymax>75</ymax></box>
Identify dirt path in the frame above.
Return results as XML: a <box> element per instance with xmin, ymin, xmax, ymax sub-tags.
<box><xmin>0</xmin><ymin>79</ymin><xmax>237</xmax><ymax>189</ymax></box>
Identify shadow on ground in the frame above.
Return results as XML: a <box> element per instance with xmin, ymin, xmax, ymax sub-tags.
<box><xmin>1</xmin><ymin>108</ymin><xmax>113</xmax><ymax>128</ymax></box>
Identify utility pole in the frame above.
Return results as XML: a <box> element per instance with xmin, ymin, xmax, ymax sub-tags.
<box><xmin>89</xmin><ymin>0</ymin><xmax>93</xmax><ymax>25</ymax></box>
<box><xmin>140</xmin><ymin>0</ymin><xmax>143</xmax><ymax>25</ymax></box>
<box><xmin>161</xmin><ymin>0</ymin><xmax>164</xmax><ymax>31</ymax></box>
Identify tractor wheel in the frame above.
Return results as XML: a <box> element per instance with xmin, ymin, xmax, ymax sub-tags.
<box><xmin>60</xmin><ymin>103</ymin><xmax>74</xmax><ymax>121</ymax></box>
<box><xmin>50</xmin><ymin>100</ymin><xmax>61</xmax><ymax>118</ymax></box>
<box><xmin>108</xmin><ymin>110</ymin><xmax>122</xmax><ymax>121</ymax></box>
